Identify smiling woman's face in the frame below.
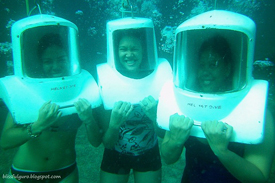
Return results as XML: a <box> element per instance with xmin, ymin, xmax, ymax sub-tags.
<box><xmin>118</xmin><ymin>36</ymin><xmax>143</xmax><ymax>73</ymax></box>
<box><xmin>197</xmin><ymin>48</ymin><xmax>230</xmax><ymax>93</ymax></box>
<box><xmin>41</xmin><ymin>45</ymin><xmax>70</xmax><ymax>78</ymax></box>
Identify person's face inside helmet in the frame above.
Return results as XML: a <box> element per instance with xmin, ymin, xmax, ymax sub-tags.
<box><xmin>41</xmin><ymin>45</ymin><xmax>70</xmax><ymax>78</ymax></box>
<box><xmin>118</xmin><ymin>36</ymin><xmax>143</xmax><ymax>73</ymax></box>
<box><xmin>197</xmin><ymin>48</ymin><xmax>230</xmax><ymax>93</ymax></box>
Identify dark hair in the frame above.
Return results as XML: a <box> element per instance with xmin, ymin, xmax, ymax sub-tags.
<box><xmin>198</xmin><ymin>35</ymin><xmax>233</xmax><ymax>92</ymax></box>
<box><xmin>37</xmin><ymin>33</ymin><xmax>64</xmax><ymax>60</ymax></box>
<box><xmin>113</xmin><ymin>29</ymin><xmax>148</xmax><ymax>68</ymax></box>
<box><xmin>112</xmin><ymin>28</ymin><xmax>155</xmax><ymax>78</ymax></box>
<box><xmin>199</xmin><ymin>35</ymin><xmax>232</xmax><ymax>66</ymax></box>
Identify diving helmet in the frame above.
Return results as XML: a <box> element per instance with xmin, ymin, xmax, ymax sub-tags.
<box><xmin>0</xmin><ymin>14</ymin><xmax>101</xmax><ymax>124</ymax></box>
<box><xmin>157</xmin><ymin>10</ymin><xmax>268</xmax><ymax>144</ymax></box>
<box><xmin>97</xmin><ymin>17</ymin><xmax>172</xmax><ymax>110</ymax></box>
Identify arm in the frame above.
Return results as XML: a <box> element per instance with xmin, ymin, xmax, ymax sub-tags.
<box><xmin>202</xmin><ymin>110</ymin><xmax>275</xmax><ymax>183</ymax></box>
<box><xmin>74</xmin><ymin>98</ymin><xmax>102</xmax><ymax>147</ymax></box>
<box><xmin>160</xmin><ymin>113</ymin><xmax>194</xmax><ymax>164</ymax></box>
<box><xmin>140</xmin><ymin>95</ymin><xmax>165</xmax><ymax>138</ymax></box>
<box><xmin>100</xmin><ymin>101</ymin><xmax>133</xmax><ymax>149</ymax></box>
<box><xmin>0</xmin><ymin>101</ymin><xmax>61</xmax><ymax>149</ymax></box>
<box><xmin>0</xmin><ymin>113</ymin><xmax>33</xmax><ymax>149</ymax></box>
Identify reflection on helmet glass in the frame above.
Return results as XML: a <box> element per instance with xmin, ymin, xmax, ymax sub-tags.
<box><xmin>38</xmin><ymin>33</ymin><xmax>70</xmax><ymax>78</ymax></box>
<box><xmin>21</xmin><ymin>26</ymin><xmax>81</xmax><ymax>78</ymax></box>
<box><xmin>174</xmin><ymin>29</ymin><xmax>248</xmax><ymax>94</ymax></box>
<box><xmin>196</xmin><ymin>36</ymin><xmax>232</xmax><ymax>93</ymax></box>
<box><xmin>113</xmin><ymin>28</ymin><xmax>156</xmax><ymax>79</ymax></box>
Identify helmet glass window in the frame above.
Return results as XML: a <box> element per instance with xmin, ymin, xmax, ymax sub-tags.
<box><xmin>21</xmin><ymin>26</ymin><xmax>81</xmax><ymax>78</ymax></box>
<box><xmin>174</xmin><ymin>29</ymin><xmax>248</xmax><ymax>93</ymax></box>
<box><xmin>113</xmin><ymin>28</ymin><xmax>156</xmax><ymax>79</ymax></box>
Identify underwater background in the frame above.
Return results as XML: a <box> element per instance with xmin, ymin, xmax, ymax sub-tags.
<box><xmin>0</xmin><ymin>0</ymin><xmax>274</xmax><ymax>182</ymax></box>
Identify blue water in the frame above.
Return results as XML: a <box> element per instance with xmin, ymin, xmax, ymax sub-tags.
<box><xmin>1</xmin><ymin>0</ymin><xmax>274</xmax><ymax>77</ymax></box>
<box><xmin>0</xmin><ymin>1</ymin><xmax>274</xmax><ymax>182</ymax></box>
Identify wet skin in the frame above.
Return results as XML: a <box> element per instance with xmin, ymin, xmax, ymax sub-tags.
<box><xmin>197</xmin><ymin>48</ymin><xmax>230</xmax><ymax>93</ymax></box>
<box><xmin>118</xmin><ymin>36</ymin><xmax>143</xmax><ymax>74</ymax></box>
<box><xmin>41</xmin><ymin>45</ymin><xmax>70</xmax><ymax>78</ymax></box>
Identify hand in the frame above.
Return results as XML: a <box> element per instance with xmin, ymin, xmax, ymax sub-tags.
<box><xmin>33</xmin><ymin>100</ymin><xmax>62</xmax><ymax>132</ymax></box>
<box><xmin>74</xmin><ymin>98</ymin><xmax>93</xmax><ymax>124</ymax></box>
<box><xmin>140</xmin><ymin>95</ymin><xmax>158</xmax><ymax>122</ymax></box>
<box><xmin>109</xmin><ymin>101</ymin><xmax>133</xmax><ymax>129</ymax></box>
<box><xmin>201</xmin><ymin>120</ymin><xmax>233</xmax><ymax>156</ymax></box>
<box><xmin>169</xmin><ymin>113</ymin><xmax>194</xmax><ymax>145</ymax></box>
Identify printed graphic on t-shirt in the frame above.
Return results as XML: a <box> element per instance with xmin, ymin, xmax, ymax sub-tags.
<box><xmin>114</xmin><ymin>105</ymin><xmax>157</xmax><ymax>155</ymax></box>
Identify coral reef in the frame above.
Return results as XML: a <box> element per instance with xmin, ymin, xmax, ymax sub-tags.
<box><xmin>0</xmin><ymin>42</ymin><xmax>12</xmax><ymax>55</ymax></box>
<box><xmin>159</xmin><ymin>26</ymin><xmax>177</xmax><ymax>54</ymax></box>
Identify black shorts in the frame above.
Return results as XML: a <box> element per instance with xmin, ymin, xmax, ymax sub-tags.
<box><xmin>100</xmin><ymin>143</ymin><xmax>162</xmax><ymax>174</ymax></box>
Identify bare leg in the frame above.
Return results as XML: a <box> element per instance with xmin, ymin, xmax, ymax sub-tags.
<box><xmin>133</xmin><ymin>169</ymin><xmax>162</xmax><ymax>183</ymax></box>
<box><xmin>3</xmin><ymin>178</ymin><xmax>21</xmax><ymax>183</ymax></box>
<box><xmin>100</xmin><ymin>170</ymin><xmax>129</xmax><ymax>183</ymax></box>
<box><xmin>60</xmin><ymin>167</ymin><xmax>79</xmax><ymax>183</ymax></box>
